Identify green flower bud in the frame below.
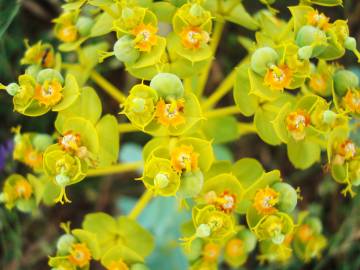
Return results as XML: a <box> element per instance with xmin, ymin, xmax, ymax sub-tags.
<box><xmin>305</xmin><ymin>217</ymin><xmax>322</xmax><ymax>234</ymax></box>
<box><xmin>344</xmin><ymin>36</ymin><xmax>357</xmax><ymax>51</ymax></box>
<box><xmin>131</xmin><ymin>97</ymin><xmax>146</xmax><ymax>113</ymax></box>
<box><xmin>322</xmin><ymin>110</ymin><xmax>337</xmax><ymax>125</ymax></box>
<box><xmin>25</xmin><ymin>65</ymin><xmax>41</xmax><ymax>78</ymax></box>
<box><xmin>250</xmin><ymin>47</ymin><xmax>279</xmax><ymax>76</ymax></box>
<box><xmin>271</xmin><ymin>182</ymin><xmax>297</xmax><ymax>213</ymax></box>
<box><xmin>122</xmin><ymin>7</ymin><xmax>135</xmax><ymax>20</ymax></box>
<box><xmin>189</xmin><ymin>3</ymin><xmax>204</xmax><ymax>17</ymax></box>
<box><xmin>333</xmin><ymin>69</ymin><xmax>359</xmax><ymax>96</ymax></box>
<box><xmin>154</xmin><ymin>172</ymin><xmax>170</xmax><ymax>189</ymax></box>
<box><xmin>6</xmin><ymin>83</ymin><xmax>20</xmax><ymax>96</ymax></box>
<box><xmin>196</xmin><ymin>223</ymin><xmax>211</xmax><ymax>238</ymax></box>
<box><xmin>76</xmin><ymin>16</ymin><xmax>94</xmax><ymax>36</ymax></box>
<box><xmin>131</xmin><ymin>264</ymin><xmax>150</xmax><ymax>270</ymax></box>
<box><xmin>37</xmin><ymin>68</ymin><xmax>64</xmax><ymax>84</ymax></box>
<box><xmin>238</xmin><ymin>229</ymin><xmax>256</xmax><ymax>253</ymax></box>
<box><xmin>33</xmin><ymin>134</ymin><xmax>53</xmax><ymax>151</ymax></box>
<box><xmin>298</xmin><ymin>46</ymin><xmax>313</xmax><ymax>60</ymax></box>
<box><xmin>56</xmin><ymin>234</ymin><xmax>76</xmax><ymax>255</ymax></box>
<box><xmin>185</xmin><ymin>238</ymin><xmax>203</xmax><ymax>261</ymax></box>
<box><xmin>113</xmin><ymin>35</ymin><xmax>140</xmax><ymax>64</ymax></box>
<box><xmin>150</xmin><ymin>73</ymin><xmax>184</xmax><ymax>101</ymax></box>
<box><xmin>55</xmin><ymin>174</ymin><xmax>70</xmax><ymax>187</ymax></box>
<box><xmin>296</xmin><ymin>26</ymin><xmax>327</xmax><ymax>56</ymax></box>
<box><xmin>178</xmin><ymin>171</ymin><xmax>204</xmax><ymax>198</ymax></box>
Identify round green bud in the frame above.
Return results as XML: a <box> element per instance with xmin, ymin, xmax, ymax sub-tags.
<box><xmin>25</xmin><ymin>65</ymin><xmax>41</xmax><ymax>78</ymax></box>
<box><xmin>37</xmin><ymin>68</ymin><xmax>64</xmax><ymax>84</ymax></box>
<box><xmin>6</xmin><ymin>83</ymin><xmax>20</xmax><ymax>96</ymax></box>
<box><xmin>16</xmin><ymin>199</ymin><xmax>36</xmax><ymax>213</ymax></box>
<box><xmin>113</xmin><ymin>35</ymin><xmax>140</xmax><ymax>64</ymax></box>
<box><xmin>185</xmin><ymin>238</ymin><xmax>203</xmax><ymax>261</ymax></box>
<box><xmin>296</xmin><ymin>26</ymin><xmax>327</xmax><ymax>56</ymax></box>
<box><xmin>189</xmin><ymin>3</ymin><xmax>204</xmax><ymax>17</ymax></box>
<box><xmin>322</xmin><ymin>110</ymin><xmax>337</xmax><ymax>125</ymax></box>
<box><xmin>298</xmin><ymin>45</ymin><xmax>313</xmax><ymax>60</ymax></box>
<box><xmin>333</xmin><ymin>69</ymin><xmax>359</xmax><ymax>96</ymax></box>
<box><xmin>76</xmin><ymin>16</ymin><xmax>94</xmax><ymax>36</ymax></box>
<box><xmin>250</xmin><ymin>47</ymin><xmax>279</xmax><ymax>76</ymax></box>
<box><xmin>55</xmin><ymin>174</ymin><xmax>70</xmax><ymax>187</ymax></box>
<box><xmin>56</xmin><ymin>234</ymin><xmax>76</xmax><ymax>254</ymax></box>
<box><xmin>130</xmin><ymin>97</ymin><xmax>146</xmax><ymax>113</ymax></box>
<box><xmin>131</xmin><ymin>264</ymin><xmax>149</xmax><ymax>270</ymax></box>
<box><xmin>122</xmin><ymin>7</ymin><xmax>135</xmax><ymax>19</ymax></box>
<box><xmin>150</xmin><ymin>73</ymin><xmax>184</xmax><ymax>101</ymax></box>
<box><xmin>238</xmin><ymin>229</ymin><xmax>257</xmax><ymax>253</ymax></box>
<box><xmin>305</xmin><ymin>217</ymin><xmax>322</xmax><ymax>234</ymax></box>
<box><xmin>196</xmin><ymin>223</ymin><xmax>211</xmax><ymax>238</ymax></box>
<box><xmin>344</xmin><ymin>36</ymin><xmax>357</xmax><ymax>51</ymax></box>
<box><xmin>154</xmin><ymin>172</ymin><xmax>170</xmax><ymax>189</ymax></box>
<box><xmin>271</xmin><ymin>182</ymin><xmax>297</xmax><ymax>213</ymax></box>
<box><xmin>33</xmin><ymin>134</ymin><xmax>53</xmax><ymax>151</ymax></box>
<box><xmin>178</xmin><ymin>171</ymin><xmax>204</xmax><ymax>198</ymax></box>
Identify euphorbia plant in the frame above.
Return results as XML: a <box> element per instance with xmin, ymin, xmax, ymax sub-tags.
<box><xmin>0</xmin><ymin>0</ymin><xmax>359</xmax><ymax>269</ymax></box>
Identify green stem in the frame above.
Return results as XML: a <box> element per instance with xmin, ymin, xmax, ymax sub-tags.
<box><xmin>90</xmin><ymin>71</ymin><xmax>126</xmax><ymax>103</ymax></box>
<box><xmin>202</xmin><ymin>68</ymin><xmax>237</xmax><ymax>110</ymax></box>
<box><xmin>238</xmin><ymin>122</ymin><xmax>257</xmax><ymax>136</ymax></box>
<box><xmin>87</xmin><ymin>162</ymin><xmax>142</xmax><ymax>177</ymax></box>
<box><xmin>204</xmin><ymin>105</ymin><xmax>241</xmax><ymax>118</ymax></box>
<box><xmin>128</xmin><ymin>189</ymin><xmax>154</xmax><ymax>219</ymax></box>
<box><xmin>197</xmin><ymin>20</ymin><xmax>225</xmax><ymax>97</ymax></box>
<box><xmin>118</xmin><ymin>123</ymin><xmax>139</xmax><ymax>133</ymax></box>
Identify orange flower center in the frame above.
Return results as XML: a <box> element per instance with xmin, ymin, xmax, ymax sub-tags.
<box><xmin>155</xmin><ymin>99</ymin><xmax>185</xmax><ymax>127</ymax></box>
<box><xmin>34</xmin><ymin>80</ymin><xmax>63</xmax><ymax>106</ymax></box>
<box><xmin>132</xmin><ymin>23</ymin><xmax>158</xmax><ymax>52</ymax></box>
<box><xmin>297</xmin><ymin>224</ymin><xmax>313</xmax><ymax>243</ymax></box>
<box><xmin>212</xmin><ymin>191</ymin><xmax>236</xmax><ymax>213</ymax></box>
<box><xmin>180</xmin><ymin>26</ymin><xmax>209</xmax><ymax>50</ymax></box>
<box><xmin>58</xmin><ymin>131</ymin><xmax>82</xmax><ymax>153</ymax></box>
<box><xmin>14</xmin><ymin>179</ymin><xmax>33</xmax><ymax>200</ymax></box>
<box><xmin>202</xmin><ymin>243</ymin><xmax>221</xmax><ymax>262</ymax></box>
<box><xmin>286</xmin><ymin>110</ymin><xmax>310</xmax><ymax>141</ymax></box>
<box><xmin>264</xmin><ymin>64</ymin><xmax>292</xmax><ymax>91</ymax></box>
<box><xmin>307</xmin><ymin>10</ymin><xmax>330</xmax><ymax>30</ymax></box>
<box><xmin>309</xmin><ymin>73</ymin><xmax>327</xmax><ymax>94</ymax></box>
<box><xmin>58</xmin><ymin>24</ymin><xmax>78</xmax><ymax>43</ymax></box>
<box><xmin>107</xmin><ymin>260</ymin><xmax>129</xmax><ymax>270</ymax></box>
<box><xmin>225</xmin><ymin>238</ymin><xmax>244</xmax><ymax>257</ymax></box>
<box><xmin>170</xmin><ymin>145</ymin><xmax>199</xmax><ymax>172</ymax></box>
<box><xmin>338</xmin><ymin>139</ymin><xmax>356</xmax><ymax>160</ymax></box>
<box><xmin>344</xmin><ymin>90</ymin><xmax>360</xmax><ymax>114</ymax></box>
<box><xmin>68</xmin><ymin>243</ymin><xmax>91</xmax><ymax>267</ymax></box>
<box><xmin>253</xmin><ymin>187</ymin><xmax>279</xmax><ymax>215</ymax></box>
<box><xmin>24</xmin><ymin>148</ymin><xmax>43</xmax><ymax>169</ymax></box>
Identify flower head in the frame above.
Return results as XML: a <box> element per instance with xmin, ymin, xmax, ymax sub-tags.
<box><xmin>58</xmin><ymin>131</ymin><xmax>82</xmax><ymax>154</ymax></box>
<box><xmin>202</xmin><ymin>242</ymin><xmax>221</xmax><ymax>263</ymax></box>
<box><xmin>253</xmin><ymin>187</ymin><xmax>279</xmax><ymax>215</ymax></box>
<box><xmin>264</xmin><ymin>64</ymin><xmax>292</xmax><ymax>91</ymax></box>
<box><xmin>170</xmin><ymin>145</ymin><xmax>199</xmax><ymax>172</ymax></box>
<box><xmin>344</xmin><ymin>90</ymin><xmax>360</xmax><ymax>114</ymax></box>
<box><xmin>155</xmin><ymin>99</ymin><xmax>185</xmax><ymax>127</ymax></box>
<box><xmin>34</xmin><ymin>79</ymin><xmax>63</xmax><ymax>106</ymax></box>
<box><xmin>337</xmin><ymin>139</ymin><xmax>356</xmax><ymax>160</ymax></box>
<box><xmin>14</xmin><ymin>178</ymin><xmax>33</xmax><ymax>199</ymax></box>
<box><xmin>225</xmin><ymin>238</ymin><xmax>244</xmax><ymax>258</ymax></box>
<box><xmin>180</xmin><ymin>26</ymin><xmax>209</xmax><ymax>50</ymax></box>
<box><xmin>205</xmin><ymin>190</ymin><xmax>237</xmax><ymax>213</ymax></box>
<box><xmin>286</xmin><ymin>110</ymin><xmax>311</xmax><ymax>141</ymax></box>
<box><xmin>68</xmin><ymin>243</ymin><xmax>91</xmax><ymax>267</ymax></box>
<box><xmin>24</xmin><ymin>148</ymin><xmax>43</xmax><ymax>169</ymax></box>
<box><xmin>307</xmin><ymin>10</ymin><xmax>330</xmax><ymax>30</ymax></box>
<box><xmin>297</xmin><ymin>224</ymin><xmax>313</xmax><ymax>243</ymax></box>
<box><xmin>309</xmin><ymin>73</ymin><xmax>327</xmax><ymax>94</ymax></box>
<box><xmin>132</xmin><ymin>23</ymin><xmax>158</xmax><ymax>52</ymax></box>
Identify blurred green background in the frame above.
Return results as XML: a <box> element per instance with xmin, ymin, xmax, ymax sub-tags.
<box><xmin>0</xmin><ymin>0</ymin><xmax>360</xmax><ymax>269</ymax></box>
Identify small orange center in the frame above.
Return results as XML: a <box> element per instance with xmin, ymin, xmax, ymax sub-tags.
<box><xmin>214</xmin><ymin>191</ymin><xmax>237</xmax><ymax>213</ymax></box>
<box><xmin>297</xmin><ymin>224</ymin><xmax>313</xmax><ymax>243</ymax></box>
<box><xmin>286</xmin><ymin>110</ymin><xmax>311</xmax><ymax>140</ymax></box>
<box><xmin>34</xmin><ymin>80</ymin><xmax>63</xmax><ymax>107</ymax></box>
<box><xmin>225</xmin><ymin>238</ymin><xmax>244</xmax><ymax>257</ymax></box>
<box><xmin>253</xmin><ymin>187</ymin><xmax>279</xmax><ymax>215</ymax></box>
<box><xmin>338</xmin><ymin>139</ymin><xmax>356</xmax><ymax>160</ymax></box>
<box><xmin>14</xmin><ymin>179</ymin><xmax>33</xmax><ymax>200</ymax></box>
<box><xmin>58</xmin><ymin>24</ymin><xmax>78</xmax><ymax>43</ymax></box>
<box><xmin>170</xmin><ymin>145</ymin><xmax>199</xmax><ymax>173</ymax></box>
<box><xmin>180</xmin><ymin>26</ymin><xmax>209</xmax><ymax>50</ymax></box>
<box><xmin>264</xmin><ymin>64</ymin><xmax>292</xmax><ymax>91</ymax></box>
<box><xmin>58</xmin><ymin>131</ymin><xmax>82</xmax><ymax>153</ymax></box>
<box><xmin>24</xmin><ymin>148</ymin><xmax>43</xmax><ymax>169</ymax></box>
<box><xmin>202</xmin><ymin>243</ymin><xmax>221</xmax><ymax>262</ymax></box>
<box><xmin>155</xmin><ymin>99</ymin><xmax>185</xmax><ymax>127</ymax></box>
<box><xmin>344</xmin><ymin>90</ymin><xmax>360</xmax><ymax>114</ymax></box>
<box><xmin>132</xmin><ymin>23</ymin><xmax>158</xmax><ymax>52</ymax></box>
<box><xmin>68</xmin><ymin>243</ymin><xmax>92</xmax><ymax>267</ymax></box>
<box><xmin>307</xmin><ymin>10</ymin><xmax>330</xmax><ymax>30</ymax></box>
<box><xmin>309</xmin><ymin>73</ymin><xmax>327</xmax><ymax>94</ymax></box>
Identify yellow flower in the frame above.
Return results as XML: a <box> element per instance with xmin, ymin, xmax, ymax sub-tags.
<box><xmin>225</xmin><ymin>238</ymin><xmax>244</xmax><ymax>258</ymax></box>
<box><xmin>264</xmin><ymin>64</ymin><xmax>292</xmax><ymax>91</ymax></box>
<box><xmin>170</xmin><ymin>145</ymin><xmax>199</xmax><ymax>173</ymax></box>
<box><xmin>344</xmin><ymin>90</ymin><xmax>360</xmax><ymax>114</ymax></box>
<box><xmin>253</xmin><ymin>187</ymin><xmax>279</xmax><ymax>215</ymax></box>
<box><xmin>202</xmin><ymin>242</ymin><xmax>221</xmax><ymax>263</ymax></box>
<box><xmin>14</xmin><ymin>178</ymin><xmax>33</xmax><ymax>200</ymax></box>
<box><xmin>34</xmin><ymin>80</ymin><xmax>63</xmax><ymax>107</ymax></box>
<box><xmin>24</xmin><ymin>147</ymin><xmax>43</xmax><ymax>169</ymax></box>
<box><xmin>337</xmin><ymin>139</ymin><xmax>356</xmax><ymax>160</ymax></box>
<box><xmin>286</xmin><ymin>110</ymin><xmax>310</xmax><ymax>141</ymax></box>
<box><xmin>132</xmin><ymin>23</ymin><xmax>158</xmax><ymax>52</ymax></box>
<box><xmin>58</xmin><ymin>131</ymin><xmax>82</xmax><ymax>154</ymax></box>
<box><xmin>206</xmin><ymin>190</ymin><xmax>237</xmax><ymax>213</ymax></box>
<box><xmin>57</xmin><ymin>24</ymin><xmax>78</xmax><ymax>43</ymax></box>
<box><xmin>309</xmin><ymin>73</ymin><xmax>327</xmax><ymax>94</ymax></box>
<box><xmin>297</xmin><ymin>224</ymin><xmax>313</xmax><ymax>243</ymax></box>
<box><xmin>107</xmin><ymin>260</ymin><xmax>129</xmax><ymax>270</ymax></box>
<box><xmin>180</xmin><ymin>26</ymin><xmax>209</xmax><ymax>50</ymax></box>
<box><xmin>155</xmin><ymin>99</ymin><xmax>185</xmax><ymax>127</ymax></box>
<box><xmin>68</xmin><ymin>243</ymin><xmax>91</xmax><ymax>267</ymax></box>
<box><xmin>307</xmin><ymin>10</ymin><xmax>330</xmax><ymax>31</ymax></box>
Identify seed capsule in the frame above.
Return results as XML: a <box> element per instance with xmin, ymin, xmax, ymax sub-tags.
<box><xmin>113</xmin><ymin>36</ymin><xmax>140</xmax><ymax>64</ymax></box>
<box><xmin>333</xmin><ymin>69</ymin><xmax>359</xmax><ymax>96</ymax></box>
<box><xmin>250</xmin><ymin>47</ymin><xmax>279</xmax><ymax>76</ymax></box>
<box><xmin>271</xmin><ymin>182</ymin><xmax>297</xmax><ymax>213</ymax></box>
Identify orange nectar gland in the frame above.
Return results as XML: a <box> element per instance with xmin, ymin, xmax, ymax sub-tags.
<box><xmin>132</xmin><ymin>23</ymin><xmax>158</xmax><ymax>52</ymax></box>
<box><xmin>107</xmin><ymin>260</ymin><xmax>129</xmax><ymax>270</ymax></box>
<box><xmin>203</xmin><ymin>242</ymin><xmax>221</xmax><ymax>263</ymax></box>
<box><xmin>264</xmin><ymin>64</ymin><xmax>292</xmax><ymax>91</ymax></box>
<box><xmin>34</xmin><ymin>80</ymin><xmax>63</xmax><ymax>107</ymax></box>
<box><xmin>14</xmin><ymin>179</ymin><xmax>32</xmax><ymax>200</ymax></box>
<box><xmin>68</xmin><ymin>243</ymin><xmax>91</xmax><ymax>268</ymax></box>
<box><xmin>338</xmin><ymin>139</ymin><xmax>356</xmax><ymax>160</ymax></box>
<box><xmin>307</xmin><ymin>10</ymin><xmax>330</xmax><ymax>31</ymax></box>
<box><xmin>344</xmin><ymin>90</ymin><xmax>360</xmax><ymax>114</ymax></box>
<box><xmin>170</xmin><ymin>145</ymin><xmax>199</xmax><ymax>173</ymax></box>
<box><xmin>24</xmin><ymin>148</ymin><xmax>42</xmax><ymax>169</ymax></box>
<box><xmin>180</xmin><ymin>26</ymin><xmax>210</xmax><ymax>50</ymax></box>
<box><xmin>297</xmin><ymin>224</ymin><xmax>313</xmax><ymax>243</ymax></box>
<box><xmin>253</xmin><ymin>187</ymin><xmax>279</xmax><ymax>215</ymax></box>
<box><xmin>286</xmin><ymin>110</ymin><xmax>310</xmax><ymax>141</ymax></box>
<box><xmin>57</xmin><ymin>24</ymin><xmax>78</xmax><ymax>43</ymax></box>
<box><xmin>309</xmin><ymin>73</ymin><xmax>327</xmax><ymax>94</ymax></box>
<box><xmin>58</xmin><ymin>131</ymin><xmax>81</xmax><ymax>153</ymax></box>
<box><xmin>155</xmin><ymin>99</ymin><xmax>185</xmax><ymax>127</ymax></box>
<box><xmin>225</xmin><ymin>239</ymin><xmax>244</xmax><ymax>258</ymax></box>
<box><xmin>209</xmin><ymin>191</ymin><xmax>236</xmax><ymax>213</ymax></box>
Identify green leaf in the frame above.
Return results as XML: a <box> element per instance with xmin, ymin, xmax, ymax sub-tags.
<box><xmin>287</xmin><ymin>138</ymin><xmax>321</xmax><ymax>169</ymax></box>
<box><xmin>101</xmin><ymin>244</ymin><xmax>144</xmax><ymax>267</ymax></box>
<box><xmin>52</xmin><ymin>74</ymin><xmax>80</xmax><ymax>112</ymax></box>
<box><xmin>202</xmin><ymin>115</ymin><xmax>239</xmax><ymax>144</ymax></box>
<box><xmin>90</xmin><ymin>12</ymin><xmax>114</xmax><ymax>37</ymax></box>
<box><xmin>0</xmin><ymin>0</ymin><xmax>19</xmax><ymax>39</ymax></box>
<box><xmin>254</xmin><ymin>107</ymin><xmax>282</xmax><ymax>146</ymax></box>
<box><xmin>225</xmin><ymin>3</ymin><xmax>259</xmax><ymax>30</ymax></box>
<box><xmin>232</xmin><ymin>158</ymin><xmax>264</xmax><ymax>189</ymax></box>
<box><xmin>151</xmin><ymin>2</ymin><xmax>176</xmax><ymax>23</ymax></box>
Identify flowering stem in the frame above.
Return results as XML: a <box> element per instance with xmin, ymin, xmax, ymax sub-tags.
<box><xmin>87</xmin><ymin>161</ymin><xmax>143</xmax><ymax>177</ymax></box>
<box><xmin>202</xmin><ymin>67</ymin><xmax>237</xmax><ymax>110</ymax></box>
<box><xmin>197</xmin><ymin>20</ymin><xmax>225</xmax><ymax>97</ymax></box>
<box><xmin>90</xmin><ymin>71</ymin><xmax>126</xmax><ymax>103</ymax></box>
<box><xmin>118</xmin><ymin>123</ymin><xmax>139</xmax><ymax>133</ymax></box>
<box><xmin>204</xmin><ymin>105</ymin><xmax>241</xmax><ymax>118</ymax></box>
<box><xmin>128</xmin><ymin>189</ymin><xmax>154</xmax><ymax>219</ymax></box>
<box><xmin>238</xmin><ymin>122</ymin><xmax>257</xmax><ymax>136</ymax></box>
